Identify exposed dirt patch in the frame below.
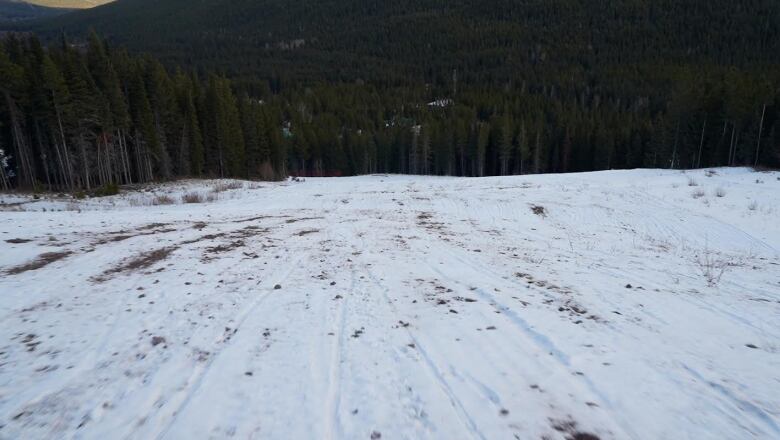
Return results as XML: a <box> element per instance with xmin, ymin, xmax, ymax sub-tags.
<box><xmin>5</xmin><ymin>251</ymin><xmax>73</xmax><ymax>275</ymax></box>
<box><xmin>137</xmin><ymin>222</ymin><xmax>170</xmax><ymax>231</ymax></box>
<box><xmin>530</xmin><ymin>205</ymin><xmax>547</xmax><ymax>217</ymax></box>
<box><xmin>232</xmin><ymin>226</ymin><xmax>269</xmax><ymax>239</ymax></box>
<box><xmin>285</xmin><ymin>217</ymin><xmax>324</xmax><ymax>224</ymax></box>
<box><xmin>202</xmin><ymin>240</ymin><xmax>247</xmax><ymax>262</ymax></box>
<box><xmin>94</xmin><ymin>234</ymin><xmax>134</xmax><ymax>245</ymax></box>
<box><xmin>93</xmin><ymin>247</ymin><xmax>178</xmax><ymax>282</ymax></box>
<box><xmin>551</xmin><ymin>418</ymin><xmax>601</xmax><ymax>440</ymax></box>
<box><xmin>416</xmin><ymin>211</ymin><xmax>451</xmax><ymax>236</ymax></box>
<box><xmin>231</xmin><ymin>215</ymin><xmax>281</xmax><ymax>224</ymax></box>
<box><xmin>205</xmin><ymin>240</ymin><xmax>246</xmax><ymax>254</ymax></box>
<box><xmin>180</xmin><ymin>232</ymin><xmax>228</xmax><ymax>245</ymax></box>
<box><xmin>5</xmin><ymin>238</ymin><xmax>33</xmax><ymax>244</ymax></box>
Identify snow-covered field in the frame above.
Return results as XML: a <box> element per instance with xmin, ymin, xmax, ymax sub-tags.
<box><xmin>1</xmin><ymin>168</ymin><xmax>779</xmax><ymax>440</ymax></box>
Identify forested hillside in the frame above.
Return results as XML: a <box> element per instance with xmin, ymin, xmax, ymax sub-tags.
<box><xmin>0</xmin><ymin>34</ymin><xmax>290</xmax><ymax>191</ymax></box>
<box><xmin>0</xmin><ymin>0</ymin><xmax>778</xmax><ymax>190</ymax></box>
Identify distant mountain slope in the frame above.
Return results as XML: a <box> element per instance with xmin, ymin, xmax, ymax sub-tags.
<box><xmin>0</xmin><ymin>0</ymin><xmax>70</xmax><ymax>22</ymax></box>
<box><xmin>21</xmin><ymin>0</ymin><xmax>779</xmax><ymax>87</ymax></box>
<box><xmin>24</xmin><ymin>0</ymin><xmax>111</xmax><ymax>8</ymax></box>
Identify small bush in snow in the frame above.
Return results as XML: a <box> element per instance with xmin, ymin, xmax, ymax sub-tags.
<box><xmin>687</xmin><ymin>177</ymin><xmax>698</xmax><ymax>187</ymax></box>
<box><xmin>748</xmin><ymin>200</ymin><xmax>758</xmax><ymax>211</ymax></box>
<box><xmin>93</xmin><ymin>182</ymin><xmax>120</xmax><ymax>197</ymax></box>
<box><xmin>705</xmin><ymin>170</ymin><xmax>717</xmax><ymax>177</ymax></box>
<box><xmin>152</xmin><ymin>195</ymin><xmax>175</xmax><ymax>205</ymax></box>
<box><xmin>714</xmin><ymin>187</ymin><xmax>726</xmax><ymax>197</ymax></box>
<box><xmin>691</xmin><ymin>189</ymin><xmax>705</xmax><ymax>199</ymax></box>
<box><xmin>695</xmin><ymin>246</ymin><xmax>729</xmax><ymax>287</ymax></box>
<box><xmin>183</xmin><ymin>192</ymin><xmax>205</xmax><ymax>204</ymax></box>
<box><xmin>212</xmin><ymin>181</ymin><xmax>243</xmax><ymax>193</ymax></box>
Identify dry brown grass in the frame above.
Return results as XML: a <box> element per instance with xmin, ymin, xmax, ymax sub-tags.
<box><xmin>211</xmin><ymin>181</ymin><xmax>244</xmax><ymax>193</ymax></box>
<box><xmin>93</xmin><ymin>246</ymin><xmax>177</xmax><ymax>282</ymax></box>
<box><xmin>5</xmin><ymin>251</ymin><xmax>73</xmax><ymax>275</ymax></box>
<box><xmin>182</xmin><ymin>192</ymin><xmax>204</xmax><ymax>203</ymax></box>
<box><xmin>152</xmin><ymin>195</ymin><xmax>175</xmax><ymax>205</ymax></box>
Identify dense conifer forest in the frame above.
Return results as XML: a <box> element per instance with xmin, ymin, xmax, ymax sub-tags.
<box><xmin>0</xmin><ymin>0</ymin><xmax>778</xmax><ymax>190</ymax></box>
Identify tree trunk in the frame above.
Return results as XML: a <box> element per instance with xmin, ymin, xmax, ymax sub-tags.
<box><xmin>670</xmin><ymin>120</ymin><xmax>680</xmax><ymax>169</ymax></box>
<box><xmin>5</xmin><ymin>91</ymin><xmax>35</xmax><ymax>188</ymax></box>
<box><xmin>754</xmin><ymin>104</ymin><xmax>766</xmax><ymax>167</ymax></box>
<box><xmin>53</xmin><ymin>95</ymin><xmax>75</xmax><ymax>190</ymax></box>
<box><xmin>696</xmin><ymin>115</ymin><xmax>707</xmax><ymax>168</ymax></box>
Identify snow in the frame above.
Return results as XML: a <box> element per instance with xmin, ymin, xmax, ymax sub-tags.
<box><xmin>1</xmin><ymin>167</ymin><xmax>779</xmax><ymax>439</ymax></box>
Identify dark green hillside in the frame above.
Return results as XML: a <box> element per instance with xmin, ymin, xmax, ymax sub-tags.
<box><xmin>24</xmin><ymin>0</ymin><xmax>779</xmax><ymax>87</ymax></box>
<box><xmin>0</xmin><ymin>1</ymin><xmax>777</xmax><ymax>191</ymax></box>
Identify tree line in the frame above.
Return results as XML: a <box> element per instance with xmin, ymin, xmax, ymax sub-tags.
<box><xmin>0</xmin><ymin>32</ymin><xmax>778</xmax><ymax>191</ymax></box>
<box><xmin>0</xmin><ymin>33</ymin><xmax>286</xmax><ymax>191</ymax></box>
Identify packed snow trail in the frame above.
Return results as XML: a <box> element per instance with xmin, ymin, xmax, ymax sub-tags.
<box><xmin>1</xmin><ymin>168</ymin><xmax>779</xmax><ymax>439</ymax></box>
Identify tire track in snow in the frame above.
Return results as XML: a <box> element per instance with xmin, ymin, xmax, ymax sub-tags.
<box><xmin>681</xmin><ymin>364</ymin><xmax>780</xmax><ymax>437</ymax></box>
<box><xmin>419</xmin><ymin>246</ymin><xmax>639</xmax><ymax>439</ymax></box>
<box><xmin>322</xmin><ymin>269</ymin><xmax>354</xmax><ymax>440</ymax></box>
<box><xmin>153</xmin><ymin>252</ymin><xmax>308</xmax><ymax>440</ymax></box>
<box><xmin>364</xmin><ymin>269</ymin><xmax>487</xmax><ymax>440</ymax></box>
<box><xmin>427</xmin><ymin>226</ymin><xmax>777</xmax><ymax>439</ymax></box>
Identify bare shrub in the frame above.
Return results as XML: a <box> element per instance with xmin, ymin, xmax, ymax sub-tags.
<box><xmin>691</xmin><ymin>189</ymin><xmax>705</xmax><ymax>199</ymax></box>
<box><xmin>211</xmin><ymin>181</ymin><xmax>243</xmax><ymax>193</ymax></box>
<box><xmin>183</xmin><ymin>192</ymin><xmax>204</xmax><ymax>204</ymax></box>
<box><xmin>714</xmin><ymin>187</ymin><xmax>726</xmax><ymax>197</ymax></box>
<box><xmin>687</xmin><ymin>177</ymin><xmax>699</xmax><ymax>186</ymax></box>
<box><xmin>152</xmin><ymin>194</ymin><xmax>175</xmax><ymax>205</ymax></box>
<box><xmin>705</xmin><ymin>170</ymin><xmax>717</xmax><ymax>177</ymax></box>
<box><xmin>748</xmin><ymin>200</ymin><xmax>758</xmax><ymax>211</ymax></box>
<box><xmin>694</xmin><ymin>246</ymin><xmax>729</xmax><ymax>287</ymax></box>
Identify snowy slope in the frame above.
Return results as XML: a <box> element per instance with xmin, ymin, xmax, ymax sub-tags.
<box><xmin>0</xmin><ymin>168</ymin><xmax>778</xmax><ymax>440</ymax></box>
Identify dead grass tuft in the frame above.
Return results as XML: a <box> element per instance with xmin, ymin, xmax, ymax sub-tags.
<box><xmin>93</xmin><ymin>246</ymin><xmax>178</xmax><ymax>282</ymax></box>
<box><xmin>182</xmin><ymin>192</ymin><xmax>204</xmax><ymax>204</ymax></box>
<box><xmin>152</xmin><ymin>195</ymin><xmax>175</xmax><ymax>205</ymax></box>
<box><xmin>211</xmin><ymin>181</ymin><xmax>244</xmax><ymax>193</ymax></box>
<box><xmin>5</xmin><ymin>251</ymin><xmax>73</xmax><ymax>275</ymax></box>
